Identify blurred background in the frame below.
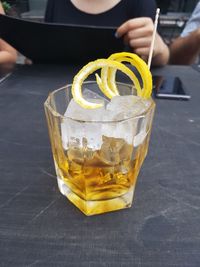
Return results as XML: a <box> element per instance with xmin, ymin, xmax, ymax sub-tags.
<box><xmin>2</xmin><ymin>0</ymin><xmax>200</xmax><ymax>44</ymax></box>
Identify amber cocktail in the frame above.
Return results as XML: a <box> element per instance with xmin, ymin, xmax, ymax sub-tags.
<box><xmin>44</xmin><ymin>81</ymin><xmax>155</xmax><ymax>216</ymax></box>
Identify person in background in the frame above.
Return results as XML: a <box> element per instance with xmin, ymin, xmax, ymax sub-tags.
<box><xmin>45</xmin><ymin>0</ymin><xmax>169</xmax><ymax>66</ymax></box>
<box><xmin>170</xmin><ymin>1</ymin><xmax>200</xmax><ymax>65</ymax></box>
<box><xmin>0</xmin><ymin>1</ymin><xmax>17</xmax><ymax>64</ymax></box>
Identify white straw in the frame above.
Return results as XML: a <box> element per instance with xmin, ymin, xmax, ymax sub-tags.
<box><xmin>148</xmin><ymin>8</ymin><xmax>160</xmax><ymax>69</ymax></box>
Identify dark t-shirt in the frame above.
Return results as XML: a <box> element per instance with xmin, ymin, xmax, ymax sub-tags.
<box><xmin>45</xmin><ymin>0</ymin><xmax>157</xmax><ymax>26</ymax></box>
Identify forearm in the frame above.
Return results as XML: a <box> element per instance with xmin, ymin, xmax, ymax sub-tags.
<box><xmin>0</xmin><ymin>50</ymin><xmax>17</xmax><ymax>64</ymax></box>
<box><xmin>170</xmin><ymin>29</ymin><xmax>200</xmax><ymax>65</ymax></box>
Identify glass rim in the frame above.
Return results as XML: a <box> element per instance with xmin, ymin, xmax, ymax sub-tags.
<box><xmin>44</xmin><ymin>81</ymin><xmax>155</xmax><ymax>124</ymax></box>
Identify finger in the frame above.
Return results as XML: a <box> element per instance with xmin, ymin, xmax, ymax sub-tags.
<box><xmin>134</xmin><ymin>47</ymin><xmax>150</xmax><ymax>57</ymax></box>
<box><xmin>123</xmin><ymin>30</ymin><xmax>150</xmax><ymax>45</ymax></box>
<box><xmin>123</xmin><ymin>27</ymin><xmax>154</xmax><ymax>44</ymax></box>
<box><xmin>123</xmin><ymin>34</ymin><xmax>129</xmax><ymax>45</ymax></box>
<box><xmin>129</xmin><ymin>37</ymin><xmax>152</xmax><ymax>49</ymax></box>
<box><xmin>141</xmin><ymin>55</ymin><xmax>148</xmax><ymax>62</ymax></box>
<box><xmin>117</xmin><ymin>18</ymin><xmax>150</xmax><ymax>38</ymax></box>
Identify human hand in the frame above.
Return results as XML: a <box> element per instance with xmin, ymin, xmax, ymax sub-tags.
<box><xmin>25</xmin><ymin>58</ymin><xmax>33</xmax><ymax>65</ymax></box>
<box><xmin>116</xmin><ymin>17</ymin><xmax>168</xmax><ymax>64</ymax></box>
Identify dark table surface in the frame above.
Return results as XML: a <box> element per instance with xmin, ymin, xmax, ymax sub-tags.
<box><xmin>0</xmin><ymin>64</ymin><xmax>200</xmax><ymax>267</ymax></box>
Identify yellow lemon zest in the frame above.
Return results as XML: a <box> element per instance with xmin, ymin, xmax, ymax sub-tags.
<box><xmin>72</xmin><ymin>58</ymin><xmax>144</xmax><ymax>109</ymax></box>
<box><xmin>71</xmin><ymin>52</ymin><xmax>153</xmax><ymax>109</ymax></box>
<box><xmin>104</xmin><ymin>52</ymin><xmax>152</xmax><ymax>98</ymax></box>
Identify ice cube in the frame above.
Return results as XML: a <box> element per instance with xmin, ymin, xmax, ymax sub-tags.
<box><xmin>97</xmin><ymin>136</ymin><xmax>125</xmax><ymax>165</ymax></box>
<box><xmin>102</xmin><ymin>95</ymin><xmax>150</xmax><ymax>144</ymax></box>
<box><xmin>101</xmin><ymin>120</ymin><xmax>136</xmax><ymax>144</ymax></box>
<box><xmin>83</xmin><ymin>88</ymin><xmax>109</xmax><ymax>105</ymax></box>
<box><xmin>61</xmin><ymin>118</ymin><xmax>103</xmax><ymax>150</ymax></box>
<box><xmin>64</xmin><ymin>88</ymin><xmax>109</xmax><ymax>121</ymax></box>
<box><xmin>61</xmin><ymin>92</ymin><xmax>150</xmax><ymax>150</ymax></box>
<box><xmin>64</xmin><ymin>99</ymin><xmax>102</xmax><ymax>121</ymax></box>
<box><xmin>61</xmin><ymin>89</ymin><xmax>109</xmax><ymax>150</ymax></box>
<box><xmin>106</xmin><ymin>95</ymin><xmax>149</xmax><ymax>119</ymax></box>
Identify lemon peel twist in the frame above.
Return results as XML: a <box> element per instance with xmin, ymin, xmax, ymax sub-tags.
<box><xmin>103</xmin><ymin>52</ymin><xmax>152</xmax><ymax>99</ymax></box>
<box><xmin>71</xmin><ymin>52</ymin><xmax>153</xmax><ymax>109</ymax></box>
<box><xmin>72</xmin><ymin>58</ymin><xmax>143</xmax><ymax>109</ymax></box>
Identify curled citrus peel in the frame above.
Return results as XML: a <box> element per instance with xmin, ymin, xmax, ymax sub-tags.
<box><xmin>103</xmin><ymin>52</ymin><xmax>152</xmax><ymax>99</ymax></box>
<box><xmin>72</xmin><ymin>59</ymin><xmax>143</xmax><ymax>109</ymax></box>
<box><xmin>71</xmin><ymin>52</ymin><xmax>153</xmax><ymax>109</ymax></box>
<box><xmin>95</xmin><ymin>60</ymin><xmax>143</xmax><ymax>99</ymax></box>
<box><xmin>98</xmin><ymin>58</ymin><xmax>142</xmax><ymax>97</ymax></box>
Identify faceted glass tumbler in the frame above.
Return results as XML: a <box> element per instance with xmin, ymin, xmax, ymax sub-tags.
<box><xmin>44</xmin><ymin>82</ymin><xmax>155</xmax><ymax>216</ymax></box>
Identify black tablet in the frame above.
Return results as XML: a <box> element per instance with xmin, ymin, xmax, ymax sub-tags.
<box><xmin>0</xmin><ymin>14</ymin><xmax>124</xmax><ymax>64</ymax></box>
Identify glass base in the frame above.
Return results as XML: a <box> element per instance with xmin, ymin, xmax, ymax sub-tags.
<box><xmin>57</xmin><ymin>177</ymin><xmax>135</xmax><ymax>216</ymax></box>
